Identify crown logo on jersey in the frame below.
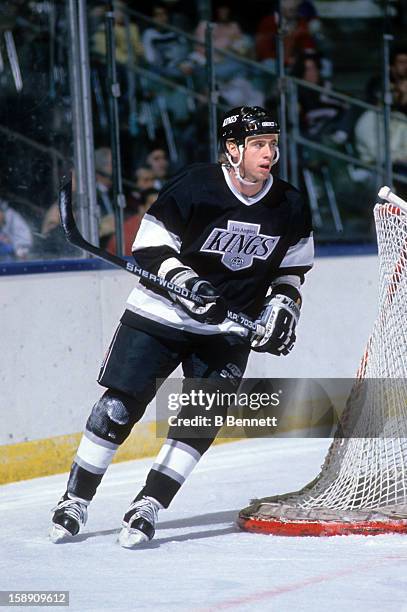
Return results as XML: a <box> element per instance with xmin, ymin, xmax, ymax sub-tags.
<box><xmin>201</xmin><ymin>221</ymin><xmax>279</xmax><ymax>271</ymax></box>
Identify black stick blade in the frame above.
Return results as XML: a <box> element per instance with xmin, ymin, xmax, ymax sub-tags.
<box><xmin>58</xmin><ymin>176</ymin><xmax>86</xmax><ymax>249</ymax></box>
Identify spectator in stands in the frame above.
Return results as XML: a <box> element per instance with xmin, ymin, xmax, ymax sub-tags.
<box><xmin>95</xmin><ymin>147</ymin><xmax>116</xmax><ymax>247</ymax></box>
<box><xmin>40</xmin><ymin>200</ymin><xmax>69</xmax><ymax>258</ymax></box>
<box><xmin>107</xmin><ymin>187</ymin><xmax>159</xmax><ymax>256</ymax></box>
<box><xmin>191</xmin><ymin>3</ymin><xmax>264</xmax><ymax>106</ymax></box>
<box><xmin>0</xmin><ymin>198</ymin><xmax>33</xmax><ymax>261</ymax></box>
<box><xmin>127</xmin><ymin>166</ymin><xmax>156</xmax><ymax>212</ymax></box>
<box><xmin>219</xmin><ymin>77</ymin><xmax>266</xmax><ymax>108</ymax></box>
<box><xmin>139</xmin><ymin>187</ymin><xmax>160</xmax><ymax>215</ymax></box>
<box><xmin>145</xmin><ymin>146</ymin><xmax>171</xmax><ymax>189</ymax></box>
<box><xmin>255</xmin><ymin>0</ymin><xmax>317</xmax><ymax>72</ymax></box>
<box><xmin>91</xmin><ymin>1</ymin><xmax>144</xmax><ymax>125</ymax></box>
<box><xmin>354</xmin><ymin>78</ymin><xmax>407</xmax><ymax>199</ymax></box>
<box><xmin>134</xmin><ymin>166</ymin><xmax>156</xmax><ymax>192</ymax></box>
<box><xmin>393</xmin><ymin>74</ymin><xmax>407</xmax><ymax>115</ymax></box>
<box><xmin>355</xmin><ymin>81</ymin><xmax>407</xmax><ymax>167</ymax></box>
<box><xmin>366</xmin><ymin>43</ymin><xmax>407</xmax><ymax>114</ymax></box>
<box><xmin>142</xmin><ymin>3</ymin><xmax>192</xmax><ymax>79</ymax></box>
<box><xmin>91</xmin><ymin>1</ymin><xmax>144</xmax><ymax>66</ymax></box>
<box><xmin>291</xmin><ymin>51</ymin><xmax>347</xmax><ymax>139</ymax></box>
<box><xmin>141</xmin><ymin>3</ymin><xmax>195</xmax><ymax>126</ymax></box>
<box><xmin>40</xmin><ymin>173</ymin><xmax>80</xmax><ymax>259</ymax></box>
<box><xmin>191</xmin><ymin>3</ymin><xmax>253</xmax><ymax>82</ymax></box>
<box><xmin>206</xmin><ymin>2</ymin><xmax>251</xmax><ymax>56</ymax></box>
<box><xmin>158</xmin><ymin>0</ymin><xmax>197</xmax><ymax>31</ymax></box>
<box><xmin>41</xmin><ymin>201</ymin><xmax>61</xmax><ymax>239</ymax></box>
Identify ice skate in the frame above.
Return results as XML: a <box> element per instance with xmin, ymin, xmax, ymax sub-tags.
<box><xmin>118</xmin><ymin>496</ymin><xmax>160</xmax><ymax>548</ymax></box>
<box><xmin>49</xmin><ymin>494</ymin><xmax>88</xmax><ymax>543</ymax></box>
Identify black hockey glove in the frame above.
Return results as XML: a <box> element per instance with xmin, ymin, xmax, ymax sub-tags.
<box><xmin>251</xmin><ymin>290</ymin><xmax>301</xmax><ymax>356</ymax></box>
<box><xmin>168</xmin><ymin>268</ymin><xmax>227</xmax><ymax>324</ymax></box>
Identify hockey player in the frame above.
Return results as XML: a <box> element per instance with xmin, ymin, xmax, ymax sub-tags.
<box><xmin>50</xmin><ymin>106</ymin><xmax>314</xmax><ymax>548</ymax></box>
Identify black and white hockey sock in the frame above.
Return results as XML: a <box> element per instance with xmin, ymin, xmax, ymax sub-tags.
<box><xmin>66</xmin><ymin>430</ymin><xmax>119</xmax><ymax>501</ymax></box>
<box><xmin>135</xmin><ymin>439</ymin><xmax>204</xmax><ymax>508</ymax></box>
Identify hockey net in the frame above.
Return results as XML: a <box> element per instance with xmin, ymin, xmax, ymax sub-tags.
<box><xmin>238</xmin><ymin>189</ymin><xmax>407</xmax><ymax>536</ymax></box>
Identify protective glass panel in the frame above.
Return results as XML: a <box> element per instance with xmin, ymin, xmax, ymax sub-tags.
<box><xmin>1</xmin><ymin>1</ymin><xmax>79</xmax><ymax>263</ymax></box>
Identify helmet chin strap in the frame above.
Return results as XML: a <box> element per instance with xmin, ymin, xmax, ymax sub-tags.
<box><xmin>226</xmin><ymin>144</ymin><xmax>280</xmax><ymax>185</ymax></box>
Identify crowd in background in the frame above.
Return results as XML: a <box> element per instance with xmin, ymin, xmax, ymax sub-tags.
<box><xmin>1</xmin><ymin>0</ymin><xmax>407</xmax><ymax>262</ymax></box>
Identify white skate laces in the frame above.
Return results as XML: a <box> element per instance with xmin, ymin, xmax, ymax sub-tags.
<box><xmin>49</xmin><ymin>496</ymin><xmax>88</xmax><ymax>543</ymax></box>
<box><xmin>118</xmin><ymin>496</ymin><xmax>162</xmax><ymax>549</ymax></box>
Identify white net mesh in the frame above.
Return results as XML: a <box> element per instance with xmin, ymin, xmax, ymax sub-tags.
<box><xmin>240</xmin><ymin>200</ymin><xmax>407</xmax><ymax>526</ymax></box>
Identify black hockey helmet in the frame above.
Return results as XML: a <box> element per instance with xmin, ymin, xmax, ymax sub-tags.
<box><xmin>219</xmin><ymin>106</ymin><xmax>280</xmax><ymax>153</ymax></box>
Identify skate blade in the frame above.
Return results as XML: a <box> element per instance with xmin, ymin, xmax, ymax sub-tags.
<box><xmin>49</xmin><ymin>524</ymin><xmax>72</xmax><ymax>543</ymax></box>
<box><xmin>118</xmin><ymin>527</ymin><xmax>149</xmax><ymax>549</ymax></box>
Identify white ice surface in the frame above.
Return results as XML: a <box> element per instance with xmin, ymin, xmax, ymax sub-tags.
<box><xmin>2</xmin><ymin>438</ymin><xmax>407</xmax><ymax>612</ymax></box>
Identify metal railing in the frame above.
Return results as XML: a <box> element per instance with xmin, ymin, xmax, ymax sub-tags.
<box><xmin>2</xmin><ymin>2</ymin><xmax>406</xmax><ymax>272</ymax></box>
<box><xmin>125</xmin><ymin>6</ymin><xmax>407</xmax><ymax>185</ymax></box>
<box><xmin>112</xmin><ymin>8</ymin><xmax>405</xmax><ymax>237</ymax></box>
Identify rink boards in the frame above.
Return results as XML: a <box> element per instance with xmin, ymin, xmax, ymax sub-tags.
<box><xmin>1</xmin><ymin>252</ymin><xmax>379</xmax><ymax>484</ymax></box>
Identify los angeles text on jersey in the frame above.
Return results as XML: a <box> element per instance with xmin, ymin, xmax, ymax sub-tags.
<box><xmin>168</xmin><ymin>414</ymin><xmax>278</xmax><ymax>427</ymax></box>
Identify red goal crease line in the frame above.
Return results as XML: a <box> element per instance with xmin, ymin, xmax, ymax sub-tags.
<box><xmin>197</xmin><ymin>553</ymin><xmax>407</xmax><ymax>611</ymax></box>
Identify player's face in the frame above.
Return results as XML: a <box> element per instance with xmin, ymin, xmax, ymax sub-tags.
<box><xmin>242</xmin><ymin>135</ymin><xmax>278</xmax><ymax>181</ymax></box>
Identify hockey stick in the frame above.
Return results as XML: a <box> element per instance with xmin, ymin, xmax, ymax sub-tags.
<box><xmin>58</xmin><ymin>178</ymin><xmax>264</xmax><ymax>336</ymax></box>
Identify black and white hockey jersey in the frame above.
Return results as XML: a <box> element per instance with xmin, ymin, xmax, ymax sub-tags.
<box><xmin>123</xmin><ymin>163</ymin><xmax>313</xmax><ymax>338</ymax></box>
